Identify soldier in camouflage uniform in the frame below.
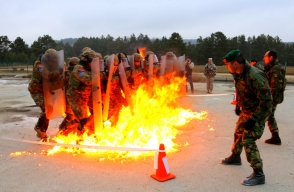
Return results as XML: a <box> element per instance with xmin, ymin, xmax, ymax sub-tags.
<box><xmin>221</xmin><ymin>50</ymin><xmax>272</xmax><ymax>186</ymax></box>
<box><xmin>117</xmin><ymin>52</ymin><xmax>132</xmax><ymax>79</ymax></box>
<box><xmin>128</xmin><ymin>53</ymin><xmax>146</xmax><ymax>90</ymax></box>
<box><xmin>87</xmin><ymin>52</ymin><xmax>106</xmax><ymax>115</ymax></box>
<box><xmin>263</xmin><ymin>51</ymin><xmax>286</xmax><ymax>145</ymax></box>
<box><xmin>59</xmin><ymin>57</ymin><xmax>80</xmax><ymax>130</ymax></box>
<box><xmin>28</xmin><ymin>53</ymin><xmax>49</xmax><ymax>140</ymax></box>
<box><xmin>103</xmin><ymin>54</ymin><xmax>125</xmax><ymax>125</ymax></box>
<box><xmin>204</xmin><ymin>58</ymin><xmax>217</xmax><ymax>94</ymax></box>
<box><xmin>28</xmin><ymin>49</ymin><xmax>62</xmax><ymax>140</ymax></box>
<box><xmin>250</xmin><ymin>58</ymin><xmax>264</xmax><ymax>71</ymax></box>
<box><xmin>143</xmin><ymin>51</ymin><xmax>160</xmax><ymax>80</ymax></box>
<box><xmin>66</xmin><ymin>49</ymin><xmax>98</xmax><ymax>132</ymax></box>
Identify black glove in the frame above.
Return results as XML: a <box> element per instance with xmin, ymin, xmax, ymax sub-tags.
<box><xmin>244</xmin><ymin>118</ymin><xmax>256</xmax><ymax>130</ymax></box>
<box><xmin>235</xmin><ymin>105</ymin><xmax>241</xmax><ymax>116</ymax></box>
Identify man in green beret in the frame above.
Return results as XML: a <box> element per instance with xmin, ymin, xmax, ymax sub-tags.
<box><xmin>263</xmin><ymin>50</ymin><xmax>286</xmax><ymax>145</ymax></box>
<box><xmin>250</xmin><ymin>58</ymin><xmax>264</xmax><ymax>71</ymax></box>
<box><xmin>221</xmin><ymin>50</ymin><xmax>273</xmax><ymax>186</ymax></box>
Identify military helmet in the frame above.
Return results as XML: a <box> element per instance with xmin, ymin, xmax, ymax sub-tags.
<box><xmin>145</xmin><ymin>51</ymin><xmax>154</xmax><ymax>61</ymax></box>
<box><xmin>45</xmin><ymin>48</ymin><xmax>57</xmax><ymax>54</ymax></box>
<box><xmin>104</xmin><ymin>55</ymin><xmax>109</xmax><ymax>61</ymax></box>
<box><xmin>105</xmin><ymin>54</ymin><xmax>119</xmax><ymax>70</ymax></box>
<box><xmin>68</xmin><ymin>57</ymin><xmax>80</xmax><ymax>66</ymax></box>
<box><xmin>80</xmin><ymin>50</ymin><xmax>97</xmax><ymax>62</ymax></box>
<box><xmin>41</xmin><ymin>49</ymin><xmax>58</xmax><ymax>70</ymax></box>
<box><xmin>113</xmin><ymin>54</ymin><xmax>119</xmax><ymax>66</ymax></box>
<box><xmin>133</xmin><ymin>53</ymin><xmax>142</xmax><ymax>62</ymax></box>
<box><xmin>166</xmin><ymin>51</ymin><xmax>175</xmax><ymax>60</ymax></box>
<box><xmin>81</xmin><ymin>47</ymin><xmax>91</xmax><ymax>53</ymax></box>
<box><xmin>44</xmin><ymin>48</ymin><xmax>58</xmax><ymax>62</ymax></box>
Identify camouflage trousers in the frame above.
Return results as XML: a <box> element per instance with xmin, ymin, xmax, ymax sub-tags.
<box><xmin>30</xmin><ymin>92</ymin><xmax>45</xmax><ymax>109</ymax></box>
<box><xmin>267</xmin><ymin>103</ymin><xmax>279</xmax><ymax>134</ymax></box>
<box><xmin>231</xmin><ymin>112</ymin><xmax>265</xmax><ymax>170</ymax></box>
<box><xmin>59</xmin><ymin>96</ymin><xmax>77</xmax><ymax>130</ymax></box>
<box><xmin>67</xmin><ymin>94</ymin><xmax>90</xmax><ymax>121</ymax></box>
<box><xmin>64</xmin><ymin>96</ymin><xmax>76</xmax><ymax>121</ymax></box>
<box><xmin>30</xmin><ymin>93</ymin><xmax>49</xmax><ymax>132</ymax></box>
<box><xmin>206</xmin><ymin>76</ymin><xmax>214</xmax><ymax>91</ymax></box>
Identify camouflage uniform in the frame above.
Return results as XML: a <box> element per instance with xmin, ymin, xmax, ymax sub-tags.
<box><xmin>252</xmin><ymin>63</ymin><xmax>264</xmax><ymax>71</ymax></box>
<box><xmin>204</xmin><ymin>59</ymin><xmax>217</xmax><ymax>93</ymax></box>
<box><xmin>128</xmin><ymin>53</ymin><xmax>146</xmax><ymax>90</ymax></box>
<box><xmin>163</xmin><ymin>52</ymin><xmax>176</xmax><ymax>83</ymax></box>
<box><xmin>232</xmin><ymin>64</ymin><xmax>272</xmax><ymax>170</ymax></box>
<box><xmin>59</xmin><ymin>57</ymin><xmax>80</xmax><ymax>130</ymax></box>
<box><xmin>143</xmin><ymin>51</ymin><xmax>160</xmax><ymax>81</ymax></box>
<box><xmin>108</xmin><ymin>73</ymin><xmax>126</xmax><ymax>120</ymax></box>
<box><xmin>66</xmin><ymin>50</ymin><xmax>97</xmax><ymax>131</ymax></box>
<box><xmin>88</xmin><ymin>52</ymin><xmax>104</xmax><ymax>115</ymax></box>
<box><xmin>28</xmin><ymin>59</ymin><xmax>49</xmax><ymax>138</ymax></box>
<box><xmin>264</xmin><ymin>59</ymin><xmax>286</xmax><ymax>134</ymax></box>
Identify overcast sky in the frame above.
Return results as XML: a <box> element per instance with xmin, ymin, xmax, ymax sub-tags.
<box><xmin>1</xmin><ymin>0</ymin><xmax>294</xmax><ymax>46</ymax></box>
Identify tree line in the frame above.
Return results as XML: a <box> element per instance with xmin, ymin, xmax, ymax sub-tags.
<box><xmin>1</xmin><ymin>32</ymin><xmax>293</xmax><ymax>66</ymax></box>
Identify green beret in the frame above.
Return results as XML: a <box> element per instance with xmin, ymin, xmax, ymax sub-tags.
<box><xmin>250</xmin><ymin>58</ymin><xmax>257</xmax><ymax>62</ymax></box>
<box><xmin>222</xmin><ymin>50</ymin><xmax>240</xmax><ymax>63</ymax></box>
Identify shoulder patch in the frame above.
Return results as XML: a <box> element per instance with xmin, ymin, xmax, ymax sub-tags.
<box><xmin>78</xmin><ymin>68</ymin><xmax>85</xmax><ymax>77</ymax></box>
<box><xmin>38</xmin><ymin>64</ymin><xmax>44</xmax><ymax>73</ymax></box>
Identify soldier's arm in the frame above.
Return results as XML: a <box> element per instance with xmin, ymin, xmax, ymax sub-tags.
<box><xmin>250</xmin><ymin>75</ymin><xmax>273</xmax><ymax>122</ymax></box>
<box><xmin>269</xmin><ymin>67</ymin><xmax>283</xmax><ymax>103</ymax></box>
<box><xmin>72</xmin><ymin>65</ymin><xmax>92</xmax><ymax>85</ymax></box>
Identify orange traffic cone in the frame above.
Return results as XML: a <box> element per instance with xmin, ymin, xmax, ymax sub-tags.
<box><xmin>150</xmin><ymin>143</ymin><xmax>176</xmax><ymax>182</ymax></box>
<box><xmin>231</xmin><ymin>90</ymin><xmax>237</xmax><ymax>105</ymax></box>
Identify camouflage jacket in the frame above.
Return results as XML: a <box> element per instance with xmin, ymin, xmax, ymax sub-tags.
<box><xmin>28</xmin><ymin>60</ymin><xmax>43</xmax><ymax>94</ymax></box>
<box><xmin>66</xmin><ymin>64</ymin><xmax>92</xmax><ymax>100</ymax></box>
<box><xmin>128</xmin><ymin>67</ymin><xmax>146</xmax><ymax>90</ymax></box>
<box><xmin>264</xmin><ymin>60</ymin><xmax>286</xmax><ymax>104</ymax></box>
<box><xmin>252</xmin><ymin>63</ymin><xmax>264</xmax><ymax>72</ymax></box>
<box><xmin>234</xmin><ymin>63</ymin><xmax>272</xmax><ymax>123</ymax></box>
<box><xmin>204</xmin><ymin>63</ymin><xmax>217</xmax><ymax>77</ymax></box>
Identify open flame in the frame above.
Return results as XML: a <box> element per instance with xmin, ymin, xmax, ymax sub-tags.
<box><xmin>49</xmin><ymin>76</ymin><xmax>207</xmax><ymax>160</ymax></box>
<box><xmin>138</xmin><ymin>47</ymin><xmax>147</xmax><ymax>60</ymax></box>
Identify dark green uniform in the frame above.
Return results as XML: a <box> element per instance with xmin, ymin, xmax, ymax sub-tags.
<box><xmin>232</xmin><ymin>63</ymin><xmax>272</xmax><ymax>170</ymax></box>
<box><xmin>252</xmin><ymin>63</ymin><xmax>264</xmax><ymax>71</ymax></box>
<box><xmin>264</xmin><ymin>60</ymin><xmax>286</xmax><ymax>134</ymax></box>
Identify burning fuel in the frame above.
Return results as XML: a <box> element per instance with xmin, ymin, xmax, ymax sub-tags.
<box><xmin>49</xmin><ymin>76</ymin><xmax>207</xmax><ymax>159</ymax></box>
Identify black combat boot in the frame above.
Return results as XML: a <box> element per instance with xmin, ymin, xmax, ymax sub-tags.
<box><xmin>265</xmin><ymin>132</ymin><xmax>281</xmax><ymax>145</ymax></box>
<box><xmin>59</xmin><ymin>117</ymin><xmax>72</xmax><ymax>131</ymax></box>
<box><xmin>78</xmin><ymin>118</ymin><xmax>89</xmax><ymax>131</ymax></box>
<box><xmin>34</xmin><ymin>113</ymin><xmax>49</xmax><ymax>140</ymax></box>
<box><xmin>242</xmin><ymin>169</ymin><xmax>265</xmax><ymax>186</ymax></box>
<box><xmin>221</xmin><ymin>153</ymin><xmax>242</xmax><ymax>165</ymax></box>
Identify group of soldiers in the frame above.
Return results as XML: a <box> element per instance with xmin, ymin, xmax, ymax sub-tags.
<box><xmin>28</xmin><ymin>47</ymin><xmax>186</xmax><ymax>140</ymax></box>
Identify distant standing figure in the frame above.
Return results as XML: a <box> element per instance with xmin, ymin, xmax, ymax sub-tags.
<box><xmin>204</xmin><ymin>58</ymin><xmax>217</xmax><ymax>93</ymax></box>
<box><xmin>250</xmin><ymin>58</ymin><xmax>264</xmax><ymax>71</ymax></box>
<box><xmin>185</xmin><ymin>57</ymin><xmax>194</xmax><ymax>93</ymax></box>
<box><xmin>263</xmin><ymin>50</ymin><xmax>286</xmax><ymax>145</ymax></box>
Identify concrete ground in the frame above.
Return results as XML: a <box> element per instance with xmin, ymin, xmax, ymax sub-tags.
<box><xmin>0</xmin><ymin>77</ymin><xmax>293</xmax><ymax>192</ymax></box>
